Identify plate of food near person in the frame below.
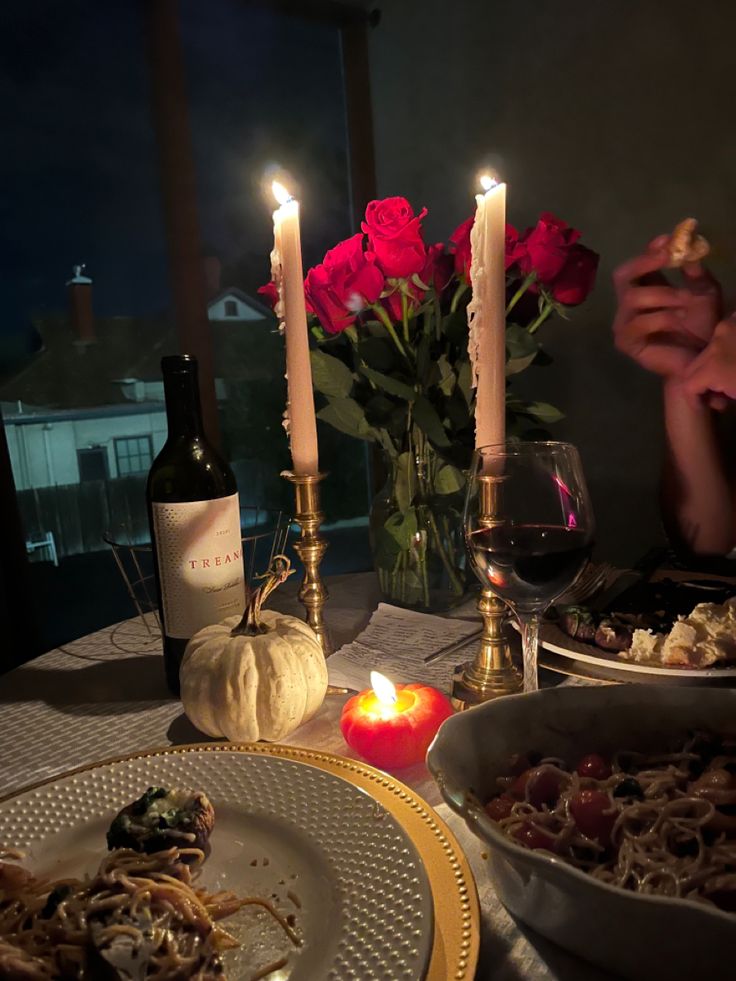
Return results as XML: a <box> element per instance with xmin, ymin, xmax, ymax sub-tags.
<box><xmin>542</xmin><ymin>574</ymin><xmax>736</xmax><ymax>681</ymax></box>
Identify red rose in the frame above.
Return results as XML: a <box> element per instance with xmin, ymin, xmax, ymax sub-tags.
<box><xmin>422</xmin><ymin>242</ymin><xmax>453</xmax><ymax>295</ymax></box>
<box><xmin>449</xmin><ymin>217</ymin><xmax>473</xmax><ymax>282</ymax></box>
<box><xmin>257</xmin><ymin>281</ymin><xmax>279</xmax><ymax>310</ymax></box>
<box><xmin>451</xmin><ymin>218</ymin><xmax>526</xmax><ymax>284</ymax></box>
<box><xmin>505</xmin><ymin>225</ymin><xmax>527</xmax><ymax>271</ymax></box>
<box><xmin>383</xmin><ymin>243</ymin><xmax>449</xmax><ymax>322</ymax></box>
<box><xmin>304</xmin><ymin>233</ymin><xmax>384</xmax><ymax>335</ymax></box>
<box><xmin>362</xmin><ymin>197</ymin><xmax>428</xmax><ymax>278</ymax></box>
<box><xmin>519</xmin><ymin>212</ymin><xmax>581</xmax><ymax>284</ymax></box>
<box><xmin>550</xmin><ymin>244</ymin><xmax>599</xmax><ymax>306</ymax></box>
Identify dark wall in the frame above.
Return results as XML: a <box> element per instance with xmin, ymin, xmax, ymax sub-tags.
<box><xmin>368</xmin><ymin>0</ymin><xmax>736</xmax><ymax>564</ymax></box>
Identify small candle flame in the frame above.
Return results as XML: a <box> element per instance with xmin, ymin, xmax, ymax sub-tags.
<box><xmin>370</xmin><ymin>670</ymin><xmax>397</xmax><ymax>706</ymax></box>
<box><xmin>272</xmin><ymin>180</ymin><xmax>293</xmax><ymax>206</ymax></box>
<box><xmin>479</xmin><ymin>173</ymin><xmax>497</xmax><ymax>192</ymax></box>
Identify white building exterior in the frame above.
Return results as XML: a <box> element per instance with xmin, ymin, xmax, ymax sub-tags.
<box><xmin>2</xmin><ymin>287</ymin><xmax>269</xmax><ymax>493</ymax></box>
<box><xmin>4</xmin><ymin>404</ymin><xmax>167</xmax><ymax>490</ymax></box>
<box><xmin>207</xmin><ymin>288</ymin><xmax>269</xmax><ymax>323</ymax></box>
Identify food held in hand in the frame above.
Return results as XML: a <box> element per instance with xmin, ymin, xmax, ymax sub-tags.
<box><xmin>667</xmin><ymin>217</ymin><xmax>710</xmax><ymax>268</ymax></box>
<box><xmin>484</xmin><ymin>732</ymin><xmax>736</xmax><ymax>910</ymax></box>
<box><xmin>106</xmin><ymin>785</ymin><xmax>215</xmax><ymax>853</ymax></box>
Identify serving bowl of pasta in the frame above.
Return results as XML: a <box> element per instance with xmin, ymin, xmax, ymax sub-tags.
<box><xmin>427</xmin><ymin>685</ymin><xmax>736</xmax><ymax>981</ymax></box>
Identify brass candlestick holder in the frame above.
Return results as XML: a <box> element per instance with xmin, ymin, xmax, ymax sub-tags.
<box><xmin>451</xmin><ymin>473</ymin><xmax>522</xmax><ymax>710</ymax></box>
<box><xmin>282</xmin><ymin>471</ymin><xmax>332</xmax><ymax>656</ymax></box>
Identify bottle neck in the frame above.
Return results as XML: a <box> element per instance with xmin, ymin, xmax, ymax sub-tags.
<box><xmin>163</xmin><ymin>370</ymin><xmax>204</xmax><ymax>439</ymax></box>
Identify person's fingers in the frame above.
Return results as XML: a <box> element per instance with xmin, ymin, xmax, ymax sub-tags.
<box><xmin>638</xmin><ymin>344</ymin><xmax>700</xmax><ymax>378</ymax></box>
<box><xmin>680</xmin><ymin>348</ymin><xmax>720</xmax><ymax>405</ymax></box>
<box><xmin>646</xmin><ymin>234</ymin><xmax>670</xmax><ymax>252</ymax></box>
<box><xmin>681</xmin><ymin>259</ymin><xmax>705</xmax><ymax>280</ymax></box>
<box><xmin>707</xmin><ymin>393</ymin><xmax>730</xmax><ymax>412</ymax></box>
<box><xmin>617</xmin><ymin>285</ymin><xmax>687</xmax><ymax>315</ymax></box>
<box><xmin>615</xmin><ymin>310</ymin><xmax>703</xmax><ymax>352</ymax></box>
<box><xmin>612</xmin><ymin>249</ymin><xmax>670</xmax><ymax>295</ymax></box>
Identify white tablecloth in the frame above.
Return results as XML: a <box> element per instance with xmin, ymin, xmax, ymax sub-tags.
<box><xmin>0</xmin><ymin>571</ymin><xmax>615</xmax><ymax>980</ymax></box>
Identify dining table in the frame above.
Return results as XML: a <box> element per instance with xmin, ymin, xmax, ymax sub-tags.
<box><xmin>0</xmin><ymin>570</ymin><xmax>620</xmax><ymax>980</ymax></box>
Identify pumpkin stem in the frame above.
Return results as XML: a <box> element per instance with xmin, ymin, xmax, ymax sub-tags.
<box><xmin>231</xmin><ymin>554</ymin><xmax>295</xmax><ymax>637</ymax></box>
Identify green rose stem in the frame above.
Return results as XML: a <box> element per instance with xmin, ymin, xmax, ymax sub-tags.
<box><xmin>505</xmin><ymin>271</ymin><xmax>537</xmax><ymax>316</ymax></box>
<box><xmin>411</xmin><ymin>421</ymin><xmax>431</xmax><ymax>608</ymax></box>
<box><xmin>449</xmin><ymin>282</ymin><xmax>468</xmax><ymax>313</ymax></box>
<box><xmin>372</xmin><ymin>303</ymin><xmax>410</xmax><ymax>363</ymax></box>
<box><xmin>344</xmin><ymin>326</ymin><xmax>379</xmax><ymax>392</ymax></box>
<box><xmin>527</xmin><ymin>300</ymin><xmax>554</xmax><ymax>335</ymax></box>
<box><xmin>401</xmin><ymin>291</ymin><xmax>410</xmax><ymax>346</ymax></box>
<box><xmin>413</xmin><ymin>426</ymin><xmax>465</xmax><ymax>599</ymax></box>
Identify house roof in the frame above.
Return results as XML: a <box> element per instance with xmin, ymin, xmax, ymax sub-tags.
<box><xmin>0</xmin><ymin>294</ymin><xmax>280</xmax><ymax>412</ymax></box>
<box><xmin>0</xmin><ymin>315</ymin><xmax>174</xmax><ymax>410</ymax></box>
<box><xmin>208</xmin><ymin>287</ymin><xmax>273</xmax><ymax>319</ymax></box>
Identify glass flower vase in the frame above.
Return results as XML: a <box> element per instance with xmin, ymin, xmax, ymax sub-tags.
<box><xmin>369</xmin><ymin>439</ymin><xmax>470</xmax><ymax>612</ymax></box>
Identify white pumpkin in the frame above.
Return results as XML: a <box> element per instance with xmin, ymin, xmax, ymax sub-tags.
<box><xmin>180</xmin><ymin>609</ymin><xmax>328</xmax><ymax>742</ymax></box>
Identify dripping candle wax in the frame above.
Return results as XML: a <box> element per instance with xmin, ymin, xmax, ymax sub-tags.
<box><xmin>271</xmin><ymin>181</ymin><xmax>319</xmax><ymax>474</ymax></box>
<box><xmin>468</xmin><ymin>175</ymin><xmax>507</xmax><ymax>450</ymax></box>
<box><xmin>340</xmin><ymin>671</ymin><xmax>454</xmax><ymax>770</ymax></box>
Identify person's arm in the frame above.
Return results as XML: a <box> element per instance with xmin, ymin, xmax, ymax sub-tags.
<box><xmin>661</xmin><ymin>378</ymin><xmax>734</xmax><ymax>555</ymax></box>
<box><xmin>612</xmin><ymin>236</ymin><xmax>726</xmax><ymax>554</ymax></box>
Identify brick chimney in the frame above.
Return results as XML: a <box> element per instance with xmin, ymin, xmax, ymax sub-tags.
<box><xmin>203</xmin><ymin>255</ymin><xmax>221</xmax><ymax>299</ymax></box>
<box><xmin>66</xmin><ymin>264</ymin><xmax>95</xmax><ymax>345</ymax></box>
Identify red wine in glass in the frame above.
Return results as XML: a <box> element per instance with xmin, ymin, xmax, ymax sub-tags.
<box><xmin>464</xmin><ymin>441</ymin><xmax>595</xmax><ymax>692</ymax></box>
<box><xmin>467</xmin><ymin>524</ymin><xmax>593</xmax><ymax>613</ymax></box>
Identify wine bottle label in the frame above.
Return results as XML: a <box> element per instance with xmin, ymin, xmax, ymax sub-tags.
<box><xmin>152</xmin><ymin>492</ymin><xmax>246</xmax><ymax>639</ymax></box>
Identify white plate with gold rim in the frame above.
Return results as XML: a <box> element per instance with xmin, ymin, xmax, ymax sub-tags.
<box><xmin>0</xmin><ymin>746</ymin><xmax>435</xmax><ymax>980</ymax></box>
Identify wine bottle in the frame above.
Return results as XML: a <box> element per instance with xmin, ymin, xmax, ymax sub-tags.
<box><xmin>147</xmin><ymin>354</ymin><xmax>246</xmax><ymax>695</ymax></box>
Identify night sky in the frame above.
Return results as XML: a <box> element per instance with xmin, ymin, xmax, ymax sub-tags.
<box><xmin>1</xmin><ymin>0</ymin><xmax>351</xmax><ymax>358</ymax></box>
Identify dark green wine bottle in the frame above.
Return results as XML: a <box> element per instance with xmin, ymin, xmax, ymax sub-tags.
<box><xmin>147</xmin><ymin>355</ymin><xmax>245</xmax><ymax>695</ymax></box>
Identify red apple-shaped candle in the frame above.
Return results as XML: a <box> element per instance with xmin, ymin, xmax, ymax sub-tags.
<box><xmin>340</xmin><ymin>671</ymin><xmax>454</xmax><ymax>770</ymax></box>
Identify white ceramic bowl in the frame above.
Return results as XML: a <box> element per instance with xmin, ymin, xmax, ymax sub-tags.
<box><xmin>427</xmin><ymin>685</ymin><xmax>736</xmax><ymax>981</ymax></box>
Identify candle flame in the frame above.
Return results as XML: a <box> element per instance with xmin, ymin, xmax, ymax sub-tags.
<box><xmin>272</xmin><ymin>180</ymin><xmax>293</xmax><ymax>206</ymax></box>
<box><xmin>479</xmin><ymin>173</ymin><xmax>498</xmax><ymax>192</ymax></box>
<box><xmin>370</xmin><ymin>670</ymin><xmax>397</xmax><ymax>706</ymax></box>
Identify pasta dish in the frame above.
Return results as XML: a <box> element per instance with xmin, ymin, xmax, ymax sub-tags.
<box><xmin>484</xmin><ymin>731</ymin><xmax>736</xmax><ymax>910</ymax></box>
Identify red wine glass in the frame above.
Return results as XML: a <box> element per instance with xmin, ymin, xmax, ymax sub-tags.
<box><xmin>464</xmin><ymin>441</ymin><xmax>595</xmax><ymax>692</ymax></box>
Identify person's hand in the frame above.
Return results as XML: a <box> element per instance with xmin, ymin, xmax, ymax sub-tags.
<box><xmin>613</xmin><ymin>235</ymin><xmax>721</xmax><ymax>378</ymax></box>
<box><xmin>680</xmin><ymin>315</ymin><xmax>736</xmax><ymax>411</ymax></box>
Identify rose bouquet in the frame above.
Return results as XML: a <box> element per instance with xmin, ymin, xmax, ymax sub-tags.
<box><xmin>261</xmin><ymin>198</ymin><xmax>598</xmax><ymax>611</ymax></box>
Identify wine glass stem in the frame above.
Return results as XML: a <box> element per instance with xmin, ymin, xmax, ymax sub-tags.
<box><xmin>520</xmin><ymin>614</ymin><xmax>540</xmax><ymax>693</ymax></box>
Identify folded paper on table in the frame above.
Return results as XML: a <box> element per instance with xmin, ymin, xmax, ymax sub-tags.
<box><xmin>327</xmin><ymin>603</ymin><xmax>479</xmax><ymax>695</ymax></box>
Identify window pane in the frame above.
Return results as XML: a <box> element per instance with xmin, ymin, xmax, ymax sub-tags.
<box><xmin>181</xmin><ymin>0</ymin><xmax>371</xmax><ymax>571</ymax></box>
<box><xmin>1</xmin><ymin>0</ymin><xmax>371</xmax><ymax>655</ymax></box>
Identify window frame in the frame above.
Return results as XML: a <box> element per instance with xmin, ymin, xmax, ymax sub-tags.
<box><xmin>114</xmin><ymin>435</ymin><xmax>154</xmax><ymax>477</ymax></box>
